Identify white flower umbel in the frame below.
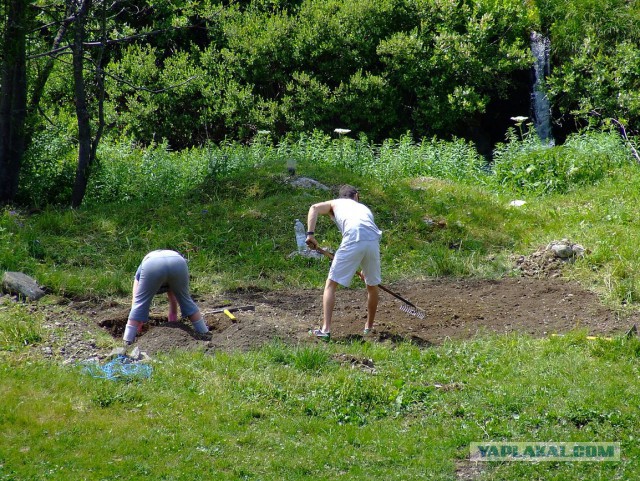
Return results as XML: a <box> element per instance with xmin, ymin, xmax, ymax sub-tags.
<box><xmin>334</xmin><ymin>128</ymin><xmax>351</xmax><ymax>135</ymax></box>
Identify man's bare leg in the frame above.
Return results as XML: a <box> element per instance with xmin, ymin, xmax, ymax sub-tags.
<box><xmin>322</xmin><ymin>279</ymin><xmax>339</xmax><ymax>333</ymax></box>
<box><xmin>364</xmin><ymin>284</ymin><xmax>379</xmax><ymax>331</ymax></box>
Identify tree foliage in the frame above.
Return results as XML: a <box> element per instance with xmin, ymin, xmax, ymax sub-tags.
<box><xmin>537</xmin><ymin>0</ymin><xmax>640</xmax><ymax>131</ymax></box>
<box><xmin>3</xmin><ymin>0</ymin><xmax>640</xmax><ymax>206</ymax></box>
<box><xmin>100</xmin><ymin>0</ymin><xmax>535</xmax><ymax>146</ymax></box>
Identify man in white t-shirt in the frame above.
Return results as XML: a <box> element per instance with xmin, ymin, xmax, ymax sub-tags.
<box><xmin>305</xmin><ymin>185</ymin><xmax>382</xmax><ymax>340</ymax></box>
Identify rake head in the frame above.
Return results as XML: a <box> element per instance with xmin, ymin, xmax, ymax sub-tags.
<box><xmin>400</xmin><ymin>303</ymin><xmax>426</xmax><ymax>319</ymax></box>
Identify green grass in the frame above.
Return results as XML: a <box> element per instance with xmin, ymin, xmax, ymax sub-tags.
<box><xmin>1</xmin><ymin>335</ymin><xmax>639</xmax><ymax>480</ymax></box>
<box><xmin>4</xmin><ymin>156</ymin><xmax>640</xmax><ymax>307</ymax></box>
<box><xmin>3</xmin><ymin>130</ymin><xmax>640</xmax><ymax>479</ymax></box>
<box><xmin>0</xmin><ymin>300</ymin><xmax>44</xmax><ymax>351</ymax></box>
<box><xmin>4</xmin><ymin>129</ymin><xmax>636</xmax><ymax>305</ymax></box>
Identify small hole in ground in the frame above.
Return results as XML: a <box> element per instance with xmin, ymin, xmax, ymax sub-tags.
<box><xmin>98</xmin><ymin>315</ymin><xmax>172</xmax><ymax>338</ymax></box>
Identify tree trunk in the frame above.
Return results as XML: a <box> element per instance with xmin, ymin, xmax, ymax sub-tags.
<box><xmin>70</xmin><ymin>0</ymin><xmax>93</xmax><ymax>208</ymax></box>
<box><xmin>0</xmin><ymin>0</ymin><xmax>28</xmax><ymax>204</ymax></box>
<box><xmin>90</xmin><ymin>0</ymin><xmax>107</xmax><ymax>164</ymax></box>
<box><xmin>25</xmin><ymin>8</ymin><xmax>73</xmax><ymax>144</ymax></box>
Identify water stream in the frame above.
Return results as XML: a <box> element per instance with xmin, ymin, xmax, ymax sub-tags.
<box><xmin>530</xmin><ymin>31</ymin><xmax>553</xmax><ymax>144</ymax></box>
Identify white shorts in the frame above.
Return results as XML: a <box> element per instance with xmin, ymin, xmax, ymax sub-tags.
<box><xmin>328</xmin><ymin>240</ymin><xmax>381</xmax><ymax>287</ymax></box>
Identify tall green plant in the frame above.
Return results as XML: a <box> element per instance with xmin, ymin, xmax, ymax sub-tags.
<box><xmin>492</xmin><ymin>128</ymin><xmax>631</xmax><ymax>194</ymax></box>
<box><xmin>82</xmin><ymin>132</ymin><xmax>489</xmax><ymax>206</ymax></box>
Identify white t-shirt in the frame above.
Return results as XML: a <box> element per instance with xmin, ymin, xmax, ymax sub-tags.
<box><xmin>331</xmin><ymin>198</ymin><xmax>382</xmax><ymax>245</ymax></box>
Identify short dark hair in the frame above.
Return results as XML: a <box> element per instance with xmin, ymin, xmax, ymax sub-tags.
<box><xmin>338</xmin><ymin>185</ymin><xmax>359</xmax><ymax>199</ymax></box>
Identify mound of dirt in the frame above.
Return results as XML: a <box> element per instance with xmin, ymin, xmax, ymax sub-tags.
<box><xmin>513</xmin><ymin>239</ymin><xmax>586</xmax><ymax>278</ymax></box>
<box><xmin>37</xmin><ymin>274</ymin><xmax>637</xmax><ymax>363</ymax></box>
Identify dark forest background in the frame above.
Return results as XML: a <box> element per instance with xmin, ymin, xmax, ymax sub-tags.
<box><xmin>1</xmin><ymin>0</ymin><xmax>639</xmax><ymax>206</ymax></box>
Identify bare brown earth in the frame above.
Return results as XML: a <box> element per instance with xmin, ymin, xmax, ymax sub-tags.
<box><xmin>28</xmin><ymin>244</ymin><xmax>636</xmax><ymax>361</ymax></box>
<box><xmin>43</xmin><ymin>274</ymin><xmax>635</xmax><ymax>362</ymax></box>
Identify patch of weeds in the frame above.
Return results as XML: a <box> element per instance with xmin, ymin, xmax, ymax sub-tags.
<box><xmin>90</xmin><ymin>382</ymin><xmax>147</xmax><ymax>408</ymax></box>
<box><xmin>0</xmin><ymin>301</ymin><xmax>44</xmax><ymax>351</ymax></box>
<box><xmin>263</xmin><ymin>340</ymin><xmax>293</xmax><ymax>365</ymax></box>
<box><xmin>292</xmin><ymin>346</ymin><xmax>332</xmax><ymax>372</ymax></box>
<box><xmin>589</xmin><ymin>335</ymin><xmax>640</xmax><ymax>360</ymax></box>
<box><xmin>263</xmin><ymin>341</ymin><xmax>333</xmax><ymax>373</ymax></box>
<box><xmin>492</xmin><ymin>130</ymin><xmax>629</xmax><ymax>195</ymax></box>
<box><xmin>236</xmin><ymin>408</ymin><xmax>265</xmax><ymax>427</ymax></box>
<box><xmin>556</xmin><ymin>405</ymin><xmax>628</xmax><ymax>430</ymax></box>
<box><xmin>320</xmin><ymin>375</ymin><xmax>393</xmax><ymax>425</ymax></box>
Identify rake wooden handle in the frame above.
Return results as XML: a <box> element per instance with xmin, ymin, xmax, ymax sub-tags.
<box><xmin>313</xmin><ymin>247</ymin><xmax>419</xmax><ymax>308</ymax></box>
<box><xmin>376</xmin><ymin>284</ymin><xmax>419</xmax><ymax>309</ymax></box>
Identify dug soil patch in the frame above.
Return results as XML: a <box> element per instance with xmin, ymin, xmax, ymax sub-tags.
<box><xmin>66</xmin><ymin>276</ymin><xmax>638</xmax><ymax>358</ymax></box>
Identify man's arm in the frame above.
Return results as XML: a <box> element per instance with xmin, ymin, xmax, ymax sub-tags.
<box><xmin>306</xmin><ymin>200</ymin><xmax>333</xmax><ymax>249</ymax></box>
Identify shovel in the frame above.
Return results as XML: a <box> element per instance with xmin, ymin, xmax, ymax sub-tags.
<box><xmin>314</xmin><ymin>246</ymin><xmax>426</xmax><ymax>320</ymax></box>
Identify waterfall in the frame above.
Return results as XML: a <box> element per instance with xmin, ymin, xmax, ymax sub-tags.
<box><xmin>530</xmin><ymin>31</ymin><xmax>553</xmax><ymax>144</ymax></box>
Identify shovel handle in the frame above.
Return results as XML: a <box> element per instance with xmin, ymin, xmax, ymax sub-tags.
<box><xmin>313</xmin><ymin>247</ymin><xmax>418</xmax><ymax>308</ymax></box>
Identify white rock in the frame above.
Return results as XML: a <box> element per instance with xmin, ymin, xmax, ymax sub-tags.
<box><xmin>129</xmin><ymin>346</ymin><xmax>141</xmax><ymax>361</ymax></box>
<box><xmin>289</xmin><ymin>177</ymin><xmax>329</xmax><ymax>190</ymax></box>
<box><xmin>572</xmin><ymin>244</ymin><xmax>586</xmax><ymax>257</ymax></box>
<box><xmin>550</xmin><ymin>244</ymin><xmax>573</xmax><ymax>258</ymax></box>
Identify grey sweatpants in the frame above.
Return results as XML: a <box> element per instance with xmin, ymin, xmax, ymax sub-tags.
<box><xmin>128</xmin><ymin>250</ymin><xmax>199</xmax><ymax>322</ymax></box>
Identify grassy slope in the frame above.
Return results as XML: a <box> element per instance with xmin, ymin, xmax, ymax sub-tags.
<box><xmin>0</xmin><ymin>161</ymin><xmax>555</xmax><ymax>296</ymax></box>
<box><xmin>4</xmin><ymin>161</ymin><xmax>640</xmax><ymax>305</ymax></box>
<box><xmin>2</xmin><ymin>159</ymin><xmax>640</xmax><ymax>479</ymax></box>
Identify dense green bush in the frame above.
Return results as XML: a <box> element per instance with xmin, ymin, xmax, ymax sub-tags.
<box><xmin>88</xmin><ymin>0</ymin><xmax>535</xmax><ymax>147</ymax></box>
<box><xmin>16</xmin><ymin>127</ymin><xmax>77</xmax><ymax>207</ymax></box>
<box><xmin>13</xmin><ymin>0</ymin><xmax>640</xmax><ymax>186</ymax></box>
<box><xmin>492</xmin><ymin>128</ymin><xmax>632</xmax><ymax>194</ymax></box>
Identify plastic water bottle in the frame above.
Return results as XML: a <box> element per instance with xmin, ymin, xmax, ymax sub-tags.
<box><xmin>294</xmin><ymin>219</ymin><xmax>307</xmax><ymax>252</ymax></box>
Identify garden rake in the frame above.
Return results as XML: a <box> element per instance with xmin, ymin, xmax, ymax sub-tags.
<box><xmin>314</xmin><ymin>247</ymin><xmax>426</xmax><ymax>319</ymax></box>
